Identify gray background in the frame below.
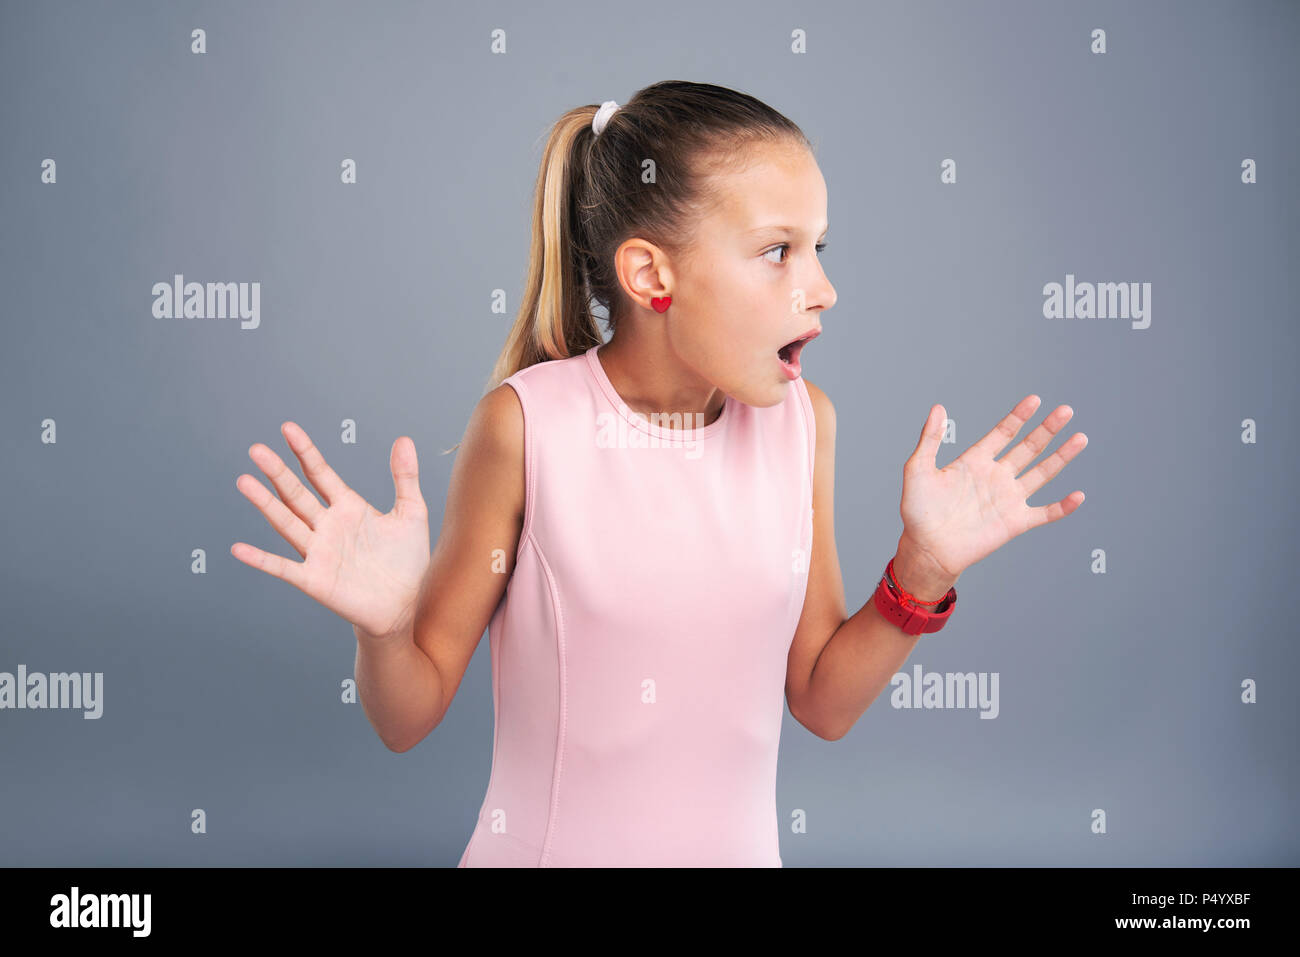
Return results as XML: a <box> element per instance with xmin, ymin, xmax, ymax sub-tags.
<box><xmin>1</xmin><ymin>0</ymin><xmax>1296</xmax><ymax>866</ymax></box>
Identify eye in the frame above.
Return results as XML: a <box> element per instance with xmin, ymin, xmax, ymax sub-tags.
<box><xmin>763</xmin><ymin>242</ymin><xmax>828</xmax><ymax>264</ymax></box>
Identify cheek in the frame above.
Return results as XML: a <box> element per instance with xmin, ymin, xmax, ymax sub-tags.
<box><xmin>687</xmin><ymin>259</ymin><xmax>773</xmax><ymax>349</ymax></box>
<box><xmin>722</xmin><ymin>259</ymin><xmax>774</xmax><ymax>307</ymax></box>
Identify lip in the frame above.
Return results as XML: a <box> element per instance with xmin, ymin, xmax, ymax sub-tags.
<box><xmin>780</xmin><ymin>327</ymin><xmax>821</xmax><ymax>350</ymax></box>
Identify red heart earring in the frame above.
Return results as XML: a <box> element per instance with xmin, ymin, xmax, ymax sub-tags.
<box><xmin>651</xmin><ymin>296</ymin><xmax>672</xmax><ymax>313</ymax></box>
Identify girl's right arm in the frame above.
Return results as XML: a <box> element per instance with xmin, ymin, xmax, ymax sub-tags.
<box><xmin>361</xmin><ymin>383</ymin><xmax>525</xmax><ymax>751</ymax></box>
<box><xmin>232</xmin><ymin>384</ymin><xmax>524</xmax><ymax>753</ymax></box>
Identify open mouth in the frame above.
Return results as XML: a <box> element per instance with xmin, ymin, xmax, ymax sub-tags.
<box><xmin>777</xmin><ymin>329</ymin><xmax>820</xmax><ymax>366</ymax></box>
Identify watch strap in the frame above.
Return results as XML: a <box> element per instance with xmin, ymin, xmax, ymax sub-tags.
<box><xmin>872</xmin><ymin>570</ymin><xmax>957</xmax><ymax>636</ymax></box>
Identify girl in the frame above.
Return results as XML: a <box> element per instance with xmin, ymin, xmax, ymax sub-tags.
<box><xmin>231</xmin><ymin>81</ymin><xmax>1088</xmax><ymax>867</ymax></box>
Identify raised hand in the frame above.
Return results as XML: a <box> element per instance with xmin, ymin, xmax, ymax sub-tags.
<box><xmin>231</xmin><ymin>422</ymin><xmax>431</xmax><ymax>641</ymax></box>
<box><xmin>897</xmin><ymin>396</ymin><xmax>1088</xmax><ymax>584</ymax></box>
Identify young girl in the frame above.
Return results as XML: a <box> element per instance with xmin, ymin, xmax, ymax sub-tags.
<box><xmin>231</xmin><ymin>81</ymin><xmax>1088</xmax><ymax>867</ymax></box>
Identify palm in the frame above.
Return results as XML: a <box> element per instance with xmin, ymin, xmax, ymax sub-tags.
<box><xmin>295</xmin><ymin>489</ymin><xmax>429</xmax><ymax>638</ymax></box>
<box><xmin>232</xmin><ymin>423</ymin><xmax>430</xmax><ymax>640</ymax></box>
<box><xmin>899</xmin><ymin>396</ymin><xmax>1089</xmax><ymax>580</ymax></box>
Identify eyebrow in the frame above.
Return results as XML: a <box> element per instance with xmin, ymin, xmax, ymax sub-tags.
<box><xmin>747</xmin><ymin>223</ymin><xmax>830</xmax><ymax>239</ymax></box>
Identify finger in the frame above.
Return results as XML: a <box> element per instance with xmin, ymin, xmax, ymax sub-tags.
<box><xmin>1025</xmin><ymin>490</ymin><xmax>1086</xmax><ymax>531</ymax></box>
<box><xmin>249</xmin><ymin>441</ymin><xmax>326</xmax><ymax>529</ymax></box>
<box><xmin>906</xmin><ymin>404</ymin><xmax>946</xmax><ymax>471</ymax></box>
<box><xmin>390</xmin><ymin>436</ymin><xmax>425</xmax><ymax>519</ymax></box>
<box><xmin>1016</xmin><ymin>431</ymin><xmax>1088</xmax><ymax>498</ymax></box>
<box><xmin>969</xmin><ymin>394</ymin><xmax>1043</xmax><ymax>464</ymax></box>
<box><xmin>236</xmin><ymin>473</ymin><xmax>312</xmax><ymax>558</ymax></box>
<box><xmin>281</xmin><ymin>421</ymin><xmax>351</xmax><ymax>506</ymax></box>
<box><xmin>230</xmin><ymin>541</ymin><xmax>310</xmax><ymax>591</ymax></box>
<box><xmin>999</xmin><ymin>402</ymin><xmax>1074</xmax><ymax>477</ymax></box>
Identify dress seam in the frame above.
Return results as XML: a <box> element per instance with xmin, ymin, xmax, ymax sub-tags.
<box><xmin>527</xmin><ymin>529</ymin><xmax>566</xmax><ymax>868</ymax></box>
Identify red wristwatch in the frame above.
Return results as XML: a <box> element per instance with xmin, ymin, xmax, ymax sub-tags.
<box><xmin>872</xmin><ymin>558</ymin><xmax>957</xmax><ymax>636</ymax></box>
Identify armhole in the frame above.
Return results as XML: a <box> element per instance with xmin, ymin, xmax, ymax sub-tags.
<box><xmin>501</xmin><ymin>374</ymin><xmax>534</xmax><ymax>559</ymax></box>
<box><xmin>794</xmin><ymin>377</ymin><xmax>816</xmax><ymax>497</ymax></box>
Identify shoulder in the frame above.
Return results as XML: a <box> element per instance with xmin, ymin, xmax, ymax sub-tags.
<box><xmin>458</xmin><ymin>382</ymin><xmax>524</xmax><ymax>467</ymax></box>
<box><xmin>477</xmin><ymin>382</ymin><xmax>524</xmax><ymax>446</ymax></box>
<box><xmin>446</xmin><ymin>382</ymin><xmax>527</xmax><ymax>524</ymax></box>
<box><xmin>469</xmin><ymin>351</ymin><xmax>595</xmax><ymax>449</ymax></box>
<box><xmin>801</xmin><ymin>378</ymin><xmax>836</xmax><ymax>445</ymax></box>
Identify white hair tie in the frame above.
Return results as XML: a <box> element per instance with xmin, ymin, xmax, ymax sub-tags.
<box><xmin>592</xmin><ymin>100</ymin><xmax>619</xmax><ymax>137</ymax></box>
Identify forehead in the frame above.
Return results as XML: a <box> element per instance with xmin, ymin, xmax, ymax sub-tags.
<box><xmin>704</xmin><ymin>144</ymin><xmax>827</xmax><ymax>233</ymax></box>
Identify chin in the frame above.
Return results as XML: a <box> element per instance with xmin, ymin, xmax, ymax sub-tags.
<box><xmin>738</xmin><ymin>381</ymin><xmax>792</xmax><ymax>409</ymax></box>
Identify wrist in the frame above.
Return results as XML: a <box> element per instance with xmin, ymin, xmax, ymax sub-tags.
<box><xmin>891</xmin><ymin>544</ymin><xmax>957</xmax><ymax>605</ymax></box>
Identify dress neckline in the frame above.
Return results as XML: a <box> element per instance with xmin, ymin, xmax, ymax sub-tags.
<box><xmin>584</xmin><ymin>344</ymin><xmax>733</xmax><ymax>441</ymax></box>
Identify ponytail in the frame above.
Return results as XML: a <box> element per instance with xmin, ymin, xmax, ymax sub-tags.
<box><xmin>484</xmin><ymin>107</ymin><xmax>606</xmax><ymax>393</ymax></box>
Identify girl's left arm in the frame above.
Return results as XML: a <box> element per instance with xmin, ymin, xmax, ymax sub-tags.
<box><xmin>785</xmin><ymin>380</ymin><xmax>936</xmax><ymax>741</ymax></box>
<box><xmin>785</xmin><ymin>383</ymin><xmax>1088</xmax><ymax>741</ymax></box>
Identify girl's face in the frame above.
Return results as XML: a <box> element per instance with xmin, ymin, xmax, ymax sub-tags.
<box><xmin>668</xmin><ymin>141</ymin><xmax>837</xmax><ymax>407</ymax></box>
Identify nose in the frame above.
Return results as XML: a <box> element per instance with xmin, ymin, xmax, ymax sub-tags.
<box><xmin>817</xmin><ymin>263</ymin><xmax>837</xmax><ymax>312</ymax></box>
<box><xmin>798</xmin><ymin>268</ymin><xmax>836</xmax><ymax>314</ymax></box>
<box><xmin>821</xmin><ymin>279</ymin><xmax>838</xmax><ymax>312</ymax></box>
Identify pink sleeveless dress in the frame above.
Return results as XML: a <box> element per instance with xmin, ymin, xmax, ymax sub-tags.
<box><xmin>457</xmin><ymin>343</ymin><xmax>816</xmax><ymax>867</ymax></box>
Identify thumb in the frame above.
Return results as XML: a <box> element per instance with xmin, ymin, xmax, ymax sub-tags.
<box><xmin>907</xmin><ymin>404</ymin><xmax>945</xmax><ymax>469</ymax></box>
<box><xmin>390</xmin><ymin>436</ymin><xmax>424</xmax><ymax>515</ymax></box>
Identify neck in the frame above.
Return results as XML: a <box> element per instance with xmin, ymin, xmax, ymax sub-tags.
<box><xmin>597</xmin><ymin>325</ymin><xmax>726</xmax><ymax>429</ymax></box>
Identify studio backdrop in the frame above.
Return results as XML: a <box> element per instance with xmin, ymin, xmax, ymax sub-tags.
<box><xmin>1</xmin><ymin>0</ymin><xmax>1296</xmax><ymax>866</ymax></box>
